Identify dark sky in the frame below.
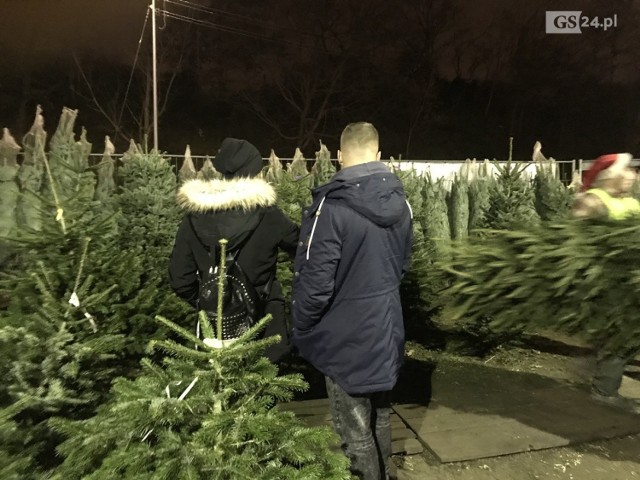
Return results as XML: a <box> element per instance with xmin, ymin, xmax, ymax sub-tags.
<box><xmin>0</xmin><ymin>0</ymin><xmax>148</xmax><ymax>64</ymax></box>
<box><xmin>2</xmin><ymin>1</ymin><xmax>637</xmax><ymax>79</ymax></box>
<box><xmin>2</xmin><ymin>1</ymin><xmax>638</xmax><ymax>82</ymax></box>
<box><xmin>1</xmin><ymin>0</ymin><xmax>639</xmax><ymax>159</ymax></box>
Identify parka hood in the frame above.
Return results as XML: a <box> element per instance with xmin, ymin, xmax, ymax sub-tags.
<box><xmin>177</xmin><ymin>178</ymin><xmax>276</xmax><ymax>212</ymax></box>
<box><xmin>176</xmin><ymin>178</ymin><xmax>276</xmax><ymax>250</ymax></box>
<box><xmin>313</xmin><ymin>162</ymin><xmax>409</xmax><ymax>228</ymax></box>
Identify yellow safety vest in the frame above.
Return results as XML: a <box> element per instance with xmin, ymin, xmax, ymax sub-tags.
<box><xmin>587</xmin><ymin>188</ymin><xmax>640</xmax><ymax>220</ymax></box>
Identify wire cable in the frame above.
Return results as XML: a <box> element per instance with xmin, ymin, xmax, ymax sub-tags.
<box><xmin>166</xmin><ymin>0</ymin><xmax>310</xmax><ymax>34</ymax></box>
<box><xmin>157</xmin><ymin>8</ymin><xmax>314</xmax><ymax>50</ymax></box>
<box><xmin>159</xmin><ymin>0</ymin><xmax>168</xmax><ymax>30</ymax></box>
<box><xmin>117</xmin><ymin>6</ymin><xmax>150</xmax><ymax>132</ymax></box>
<box><xmin>162</xmin><ymin>0</ymin><xmax>323</xmax><ymax>47</ymax></box>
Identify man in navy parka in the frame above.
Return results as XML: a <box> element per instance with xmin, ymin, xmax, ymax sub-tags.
<box><xmin>292</xmin><ymin>122</ymin><xmax>412</xmax><ymax>480</ymax></box>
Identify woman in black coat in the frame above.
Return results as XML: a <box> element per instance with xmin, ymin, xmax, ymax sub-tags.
<box><xmin>168</xmin><ymin>137</ymin><xmax>299</xmax><ymax>362</ymax></box>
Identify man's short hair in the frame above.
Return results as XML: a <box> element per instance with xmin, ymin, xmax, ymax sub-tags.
<box><xmin>340</xmin><ymin>122</ymin><xmax>379</xmax><ymax>153</ymax></box>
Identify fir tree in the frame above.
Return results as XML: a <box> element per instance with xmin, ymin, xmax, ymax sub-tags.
<box><xmin>533</xmin><ymin>161</ymin><xmax>573</xmax><ymax>221</ymax></box>
<box><xmin>422</xmin><ymin>173</ymin><xmax>450</xmax><ymax>255</ymax></box>
<box><xmin>310</xmin><ymin>141</ymin><xmax>336</xmax><ymax>187</ymax></box>
<box><xmin>448</xmin><ymin>173</ymin><xmax>469</xmax><ymax>240</ymax></box>
<box><xmin>271</xmin><ymin>154</ymin><xmax>313</xmax><ymax>300</ymax></box>
<box><xmin>94</xmin><ymin>136</ymin><xmax>116</xmax><ymax>203</ymax></box>
<box><xmin>2</xmin><ymin>116</ymin><xmax>119</xmax><ymax>313</ymax></box>
<box><xmin>0</xmin><ymin>128</ymin><xmax>20</xmax><ymax>265</ymax></box>
<box><xmin>109</xmin><ymin>142</ymin><xmax>192</xmax><ymax>353</ymax></box>
<box><xmin>15</xmin><ymin>106</ymin><xmax>46</xmax><ymax>233</ymax></box>
<box><xmin>388</xmin><ymin>167</ymin><xmax>447</xmax><ymax>328</ymax></box>
<box><xmin>467</xmin><ymin>160</ymin><xmax>494</xmax><ymax>234</ymax></box>
<box><xmin>265</xmin><ymin>149</ymin><xmax>284</xmax><ymax>184</ymax></box>
<box><xmin>482</xmin><ymin>161</ymin><xmax>539</xmax><ymax>230</ymax></box>
<box><xmin>46</xmin><ymin>108</ymin><xmax>96</xmax><ymax>204</ymax></box>
<box><xmin>0</xmin><ymin>110</ymin><xmax>182</xmax><ymax>474</ymax></box>
<box><xmin>392</xmin><ymin>165</ymin><xmax>426</xmax><ymax>243</ymax></box>
<box><xmin>440</xmin><ymin>217</ymin><xmax>640</xmax><ymax>356</ymax></box>
<box><xmin>178</xmin><ymin>145</ymin><xmax>198</xmax><ymax>183</ymax></box>
<box><xmin>287</xmin><ymin>148</ymin><xmax>310</xmax><ymax>181</ymax></box>
<box><xmin>0</xmin><ymin>399</ymin><xmax>33</xmax><ymax>480</ymax></box>
<box><xmin>197</xmin><ymin>157</ymin><xmax>220</xmax><ymax>180</ymax></box>
<box><xmin>532</xmin><ymin>142</ymin><xmax>573</xmax><ymax>221</ymax></box>
<box><xmin>0</xmin><ymin>238</ymin><xmax>126</xmax><ymax>475</ymax></box>
<box><xmin>51</xmin><ymin>312</ymin><xmax>351</xmax><ymax>479</ymax></box>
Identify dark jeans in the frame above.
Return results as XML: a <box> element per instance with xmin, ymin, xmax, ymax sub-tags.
<box><xmin>325</xmin><ymin>376</ymin><xmax>392</xmax><ymax>480</ymax></box>
<box><xmin>592</xmin><ymin>352</ymin><xmax>628</xmax><ymax>396</ymax></box>
<box><xmin>262</xmin><ymin>280</ymin><xmax>292</xmax><ymax>363</ymax></box>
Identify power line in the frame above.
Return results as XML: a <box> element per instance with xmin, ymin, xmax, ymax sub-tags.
<box><xmin>156</xmin><ymin>8</ymin><xmax>315</xmax><ymax>51</ymax></box>
<box><xmin>165</xmin><ymin>0</ymin><xmax>321</xmax><ymax>40</ymax></box>
<box><xmin>117</xmin><ymin>6</ymin><xmax>150</xmax><ymax>133</ymax></box>
<box><xmin>167</xmin><ymin>0</ymin><xmax>272</xmax><ymax>26</ymax></box>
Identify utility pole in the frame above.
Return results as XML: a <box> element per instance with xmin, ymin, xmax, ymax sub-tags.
<box><xmin>151</xmin><ymin>0</ymin><xmax>159</xmax><ymax>152</ymax></box>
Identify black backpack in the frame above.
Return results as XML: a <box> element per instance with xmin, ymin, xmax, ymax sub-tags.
<box><xmin>197</xmin><ymin>226</ymin><xmax>271</xmax><ymax>340</ymax></box>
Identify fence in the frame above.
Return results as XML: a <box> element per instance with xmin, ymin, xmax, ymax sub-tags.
<box><xmin>83</xmin><ymin>153</ymin><xmax>581</xmax><ymax>184</ymax></box>
<box><xmin>15</xmin><ymin>152</ymin><xmax>589</xmax><ymax>185</ymax></box>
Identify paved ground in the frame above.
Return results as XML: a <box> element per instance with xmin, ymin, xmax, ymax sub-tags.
<box><xmin>283</xmin><ymin>341</ymin><xmax>640</xmax><ymax>479</ymax></box>
<box><xmin>394</xmin><ymin>358</ymin><xmax>640</xmax><ymax>462</ymax></box>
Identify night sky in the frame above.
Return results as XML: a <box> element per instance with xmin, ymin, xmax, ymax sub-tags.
<box><xmin>1</xmin><ymin>0</ymin><xmax>639</xmax><ymax>160</ymax></box>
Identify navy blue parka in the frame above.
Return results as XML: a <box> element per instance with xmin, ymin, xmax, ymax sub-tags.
<box><xmin>291</xmin><ymin>161</ymin><xmax>412</xmax><ymax>395</ymax></box>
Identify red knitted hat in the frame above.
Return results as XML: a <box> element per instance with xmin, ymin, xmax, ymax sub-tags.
<box><xmin>581</xmin><ymin>153</ymin><xmax>632</xmax><ymax>191</ymax></box>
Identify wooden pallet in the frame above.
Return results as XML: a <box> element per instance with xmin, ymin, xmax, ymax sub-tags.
<box><xmin>279</xmin><ymin>397</ymin><xmax>424</xmax><ymax>455</ymax></box>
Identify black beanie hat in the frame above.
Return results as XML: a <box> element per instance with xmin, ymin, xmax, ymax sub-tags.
<box><xmin>213</xmin><ymin>138</ymin><xmax>263</xmax><ymax>179</ymax></box>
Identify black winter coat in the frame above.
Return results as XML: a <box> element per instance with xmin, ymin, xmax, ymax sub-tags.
<box><xmin>291</xmin><ymin>161</ymin><xmax>413</xmax><ymax>395</ymax></box>
<box><xmin>169</xmin><ymin>177</ymin><xmax>299</xmax><ymax>308</ymax></box>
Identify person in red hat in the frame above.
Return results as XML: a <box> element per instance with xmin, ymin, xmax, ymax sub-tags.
<box><xmin>572</xmin><ymin>153</ymin><xmax>640</xmax><ymax>411</ymax></box>
<box><xmin>573</xmin><ymin>153</ymin><xmax>638</xmax><ymax>218</ymax></box>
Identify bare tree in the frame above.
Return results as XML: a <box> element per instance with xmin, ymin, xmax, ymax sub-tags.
<box><xmin>191</xmin><ymin>0</ymin><xmax>399</xmax><ymax>150</ymax></box>
<box><xmin>395</xmin><ymin>0</ymin><xmax>456</xmax><ymax>157</ymax></box>
<box><xmin>72</xmin><ymin>14</ymin><xmax>192</xmax><ymax>147</ymax></box>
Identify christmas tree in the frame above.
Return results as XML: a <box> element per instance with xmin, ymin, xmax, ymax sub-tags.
<box><xmin>391</xmin><ymin>164</ymin><xmax>426</xmax><ymax>243</ymax></box>
<box><xmin>265</xmin><ymin>149</ymin><xmax>284</xmax><ymax>184</ymax></box>
<box><xmin>0</xmin><ymin>111</ymin><xmax>125</xmax><ymax>470</ymax></box>
<box><xmin>178</xmin><ymin>145</ymin><xmax>198</xmax><ymax>183</ymax></box>
<box><xmin>94</xmin><ymin>136</ymin><xmax>116</xmax><ymax>203</ymax></box>
<box><xmin>440</xmin><ymin>217</ymin><xmax>640</xmax><ymax>356</ymax></box>
<box><xmin>0</xmin><ymin>236</ymin><xmax>126</xmax><ymax>474</ymax></box>
<box><xmin>287</xmin><ymin>147</ymin><xmax>311</xmax><ymax>183</ymax></box>
<box><xmin>481</xmin><ymin>160</ymin><xmax>539</xmax><ymax>230</ymax></box>
<box><xmin>387</xmin><ymin>166</ymin><xmax>440</xmax><ymax>322</ymax></box>
<box><xmin>197</xmin><ymin>156</ymin><xmax>220</xmax><ymax>180</ymax></box>
<box><xmin>0</xmin><ymin>128</ymin><xmax>21</xmax><ymax>266</ymax></box>
<box><xmin>532</xmin><ymin>142</ymin><xmax>573</xmax><ymax>221</ymax></box>
<box><xmin>0</xmin><ymin>399</ymin><xmax>34</xmax><ymax>480</ymax></box>
<box><xmin>0</xmin><ymin>108</ymin><xmax>191</xmax><ymax>474</ymax></box>
<box><xmin>269</xmin><ymin>150</ymin><xmax>312</xmax><ymax>300</ymax></box>
<box><xmin>52</xmin><ymin>308</ymin><xmax>351</xmax><ymax>479</ymax></box>
<box><xmin>15</xmin><ymin>106</ymin><xmax>46</xmax><ymax>234</ymax></box>
<box><xmin>109</xmin><ymin>141</ymin><xmax>192</xmax><ymax>353</ymax></box>
<box><xmin>2</xmin><ymin>109</ymin><xmax>120</xmax><ymax>312</ymax></box>
<box><xmin>448</xmin><ymin>172</ymin><xmax>470</xmax><ymax>241</ymax></box>
<box><xmin>310</xmin><ymin>140</ymin><xmax>336</xmax><ymax>187</ymax></box>
<box><xmin>421</xmin><ymin>172</ymin><xmax>450</xmax><ymax>254</ymax></box>
<box><xmin>467</xmin><ymin>160</ymin><xmax>494</xmax><ymax>234</ymax></box>
<box><xmin>440</xmin><ymin>160</ymin><xmax>542</xmax><ymax>354</ymax></box>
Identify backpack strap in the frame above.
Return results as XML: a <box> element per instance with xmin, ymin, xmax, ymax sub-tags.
<box><xmin>188</xmin><ymin>211</ymin><xmax>266</xmax><ymax>275</ymax></box>
<box><xmin>226</xmin><ymin>210</ymin><xmax>266</xmax><ymax>259</ymax></box>
<box><xmin>230</xmin><ymin>214</ymin><xmax>274</xmax><ymax>301</ymax></box>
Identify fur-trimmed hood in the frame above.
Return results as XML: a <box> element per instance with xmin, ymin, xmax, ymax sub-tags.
<box><xmin>177</xmin><ymin>178</ymin><xmax>276</xmax><ymax>212</ymax></box>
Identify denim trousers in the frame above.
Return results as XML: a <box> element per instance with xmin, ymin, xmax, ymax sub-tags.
<box><xmin>325</xmin><ymin>376</ymin><xmax>392</xmax><ymax>480</ymax></box>
<box><xmin>592</xmin><ymin>352</ymin><xmax>629</xmax><ymax>396</ymax></box>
